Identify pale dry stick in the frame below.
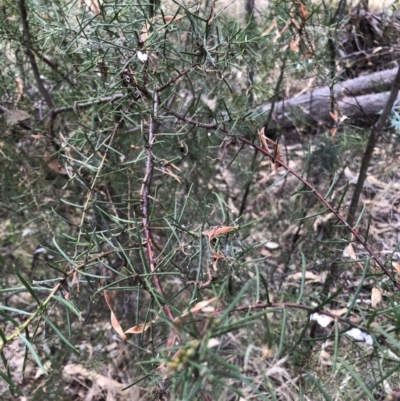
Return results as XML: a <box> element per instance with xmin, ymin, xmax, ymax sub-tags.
<box><xmin>155</xmin><ymin>62</ymin><xmax>200</xmax><ymax>93</ymax></box>
<box><xmin>141</xmin><ymin>92</ymin><xmax>175</xmax><ymax>321</ymax></box>
<box><xmin>0</xmin><ymin>282</ymin><xmax>61</xmax><ymax>352</ymax></box>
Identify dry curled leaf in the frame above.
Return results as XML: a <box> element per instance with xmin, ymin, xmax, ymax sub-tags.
<box><xmin>174</xmin><ymin>297</ymin><xmax>218</xmax><ymax>327</ymax></box>
<box><xmin>202</xmin><ymin>226</ymin><xmax>237</xmax><ymax>241</ymax></box>
<box><xmin>371</xmin><ymin>287</ymin><xmax>382</xmax><ymax>308</ymax></box>
<box><xmin>297</xmin><ymin>0</ymin><xmax>308</xmax><ymax>20</ymax></box>
<box><xmin>46</xmin><ymin>158</ymin><xmax>68</xmax><ymax>175</ymax></box>
<box><xmin>104</xmin><ymin>290</ymin><xmax>127</xmax><ymax>340</ymax></box>
<box><xmin>290</xmin><ymin>35</ymin><xmax>300</xmax><ymax>53</ymax></box>
<box><xmin>125</xmin><ymin>321</ymin><xmax>153</xmax><ymax>334</ymax></box>
<box><xmin>393</xmin><ymin>263</ymin><xmax>400</xmax><ymax>274</ymax></box>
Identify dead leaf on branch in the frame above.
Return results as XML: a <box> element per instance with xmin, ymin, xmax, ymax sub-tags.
<box><xmin>104</xmin><ymin>290</ymin><xmax>127</xmax><ymax>340</ymax></box>
<box><xmin>174</xmin><ymin>297</ymin><xmax>218</xmax><ymax>326</ymax></box>
<box><xmin>202</xmin><ymin>226</ymin><xmax>237</xmax><ymax>241</ymax></box>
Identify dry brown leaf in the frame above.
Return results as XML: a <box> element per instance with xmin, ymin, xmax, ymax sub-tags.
<box><xmin>15</xmin><ymin>76</ymin><xmax>24</xmax><ymax>103</ymax></box>
<box><xmin>288</xmin><ymin>271</ymin><xmax>325</xmax><ymax>283</ymax></box>
<box><xmin>260</xmin><ymin>249</ymin><xmax>272</xmax><ymax>257</ymax></box>
<box><xmin>291</xmin><ymin>17</ymin><xmax>301</xmax><ymax>30</ymax></box>
<box><xmin>174</xmin><ymin>297</ymin><xmax>218</xmax><ymax>325</ymax></box>
<box><xmin>393</xmin><ymin>263</ymin><xmax>400</xmax><ymax>274</ymax></box>
<box><xmin>345</xmin><ymin>243</ymin><xmax>363</xmax><ymax>270</ymax></box>
<box><xmin>371</xmin><ymin>287</ymin><xmax>382</xmax><ymax>308</ymax></box>
<box><xmin>346</xmin><ymin>243</ymin><xmax>357</xmax><ymax>260</ymax></box>
<box><xmin>297</xmin><ymin>0</ymin><xmax>308</xmax><ymax>20</ymax></box>
<box><xmin>3</xmin><ymin>109</ymin><xmax>31</xmax><ymax>126</ymax></box>
<box><xmin>104</xmin><ymin>290</ymin><xmax>127</xmax><ymax>340</ymax></box>
<box><xmin>290</xmin><ymin>35</ymin><xmax>300</xmax><ymax>53</ymax></box>
<box><xmin>327</xmin><ymin>307</ymin><xmax>348</xmax><ymax>317</ymax></box>
<box><xmin>274</xmin><ymin>21</ymin><xmax>290</xmax><ymax>42</ymax></box>
<box><xmin>202</xmin><ymin>226</ymin><xmax>236</xmax><ymax>241</ymax></box>
<box><xmin>46</xmin><ymin>158</ymin><xmax>68</xmax><ymax>175</ymax></box>
<box><xmin>125</xmin><ymin>322</ymin><xmax>153</xmax><ymax>334</ymax></box>
<box><xmin>63</xmin><ymin>364</ymin><xmax>123</xmax><ymax>391</ymax></box>
<box><xmin>258</xmin><ymin>127</ymin><xmax>269</xmax><ymax>152</ymax></box>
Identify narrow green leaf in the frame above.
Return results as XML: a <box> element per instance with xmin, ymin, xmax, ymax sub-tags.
<box><xmin>53</xmin><ymin>296</ymin><xmax>83</xmax><ymax>320</ymax></box>
<box><xmin>42</xmin><ymin>315</ymin><xmax>79</xmax><ymax>353</ymax></box>
<box><xmin>0</xmin><ymin>370</ymin><xmax>23</xmax><ymax>396</ymax></box>
<box><xmin>19</xmin><ymin>335</ymin><xmax>47</xmax><ymax>375</ymax></box>
<box><xmin>341</xmin><ymin>361</ymin><xmax>375</xmax><ymax>400</ymax></box>
<box><xmin>13</xmin><ymin>267</ymin><xmax>40</xmax><ymax>305</ymax></box>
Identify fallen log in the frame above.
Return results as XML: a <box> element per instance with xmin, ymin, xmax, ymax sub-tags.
<box><xmin>259</xmin><ymin>67</ymin><xmax>400</xmax><ymax>135</ymax></box>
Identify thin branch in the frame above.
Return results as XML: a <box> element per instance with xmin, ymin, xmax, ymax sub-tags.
<box><xmin>155</xmin><ymin>62</ymin><xmax>200</xmax><ymax>93</ymax></box>
<box><xmin>141</xmin><ymin>92</ymin><xmax>175</xmax><ymax>321</ymax></box>
<box><xmin>18</xmin><ymin>0</ymin><xmax>54</xmax><ymax>109</ymax></box>
<box><xmin>347</xmin><ymin>66</ymin><xmax>400</xmax><ymax>225</ymax></box>
<box><xmin>0</xmin><ymin>283</ymin><xmax>61</xmax><ymax>352</ymax></box>
<box><xmin>51</xmin><ymin>93</ymin><xmax>126</xmax><ymax>117</ymax></box>
<box><xmin>162</xmin><ymin>105</ymin><xmax>219</xmax><ymax>129</ymax></box>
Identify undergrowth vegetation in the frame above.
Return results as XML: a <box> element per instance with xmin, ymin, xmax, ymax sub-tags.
<box><xmin>1</xmin><ymin>0</ymin><xmax>400</xmax><ymax>400</ymax></box>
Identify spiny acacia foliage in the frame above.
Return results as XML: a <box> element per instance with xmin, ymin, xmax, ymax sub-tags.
<box><xmin>1</xmin><ymin>1</ymin><xmax>400</xmax><ymax>400</ymax></box>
